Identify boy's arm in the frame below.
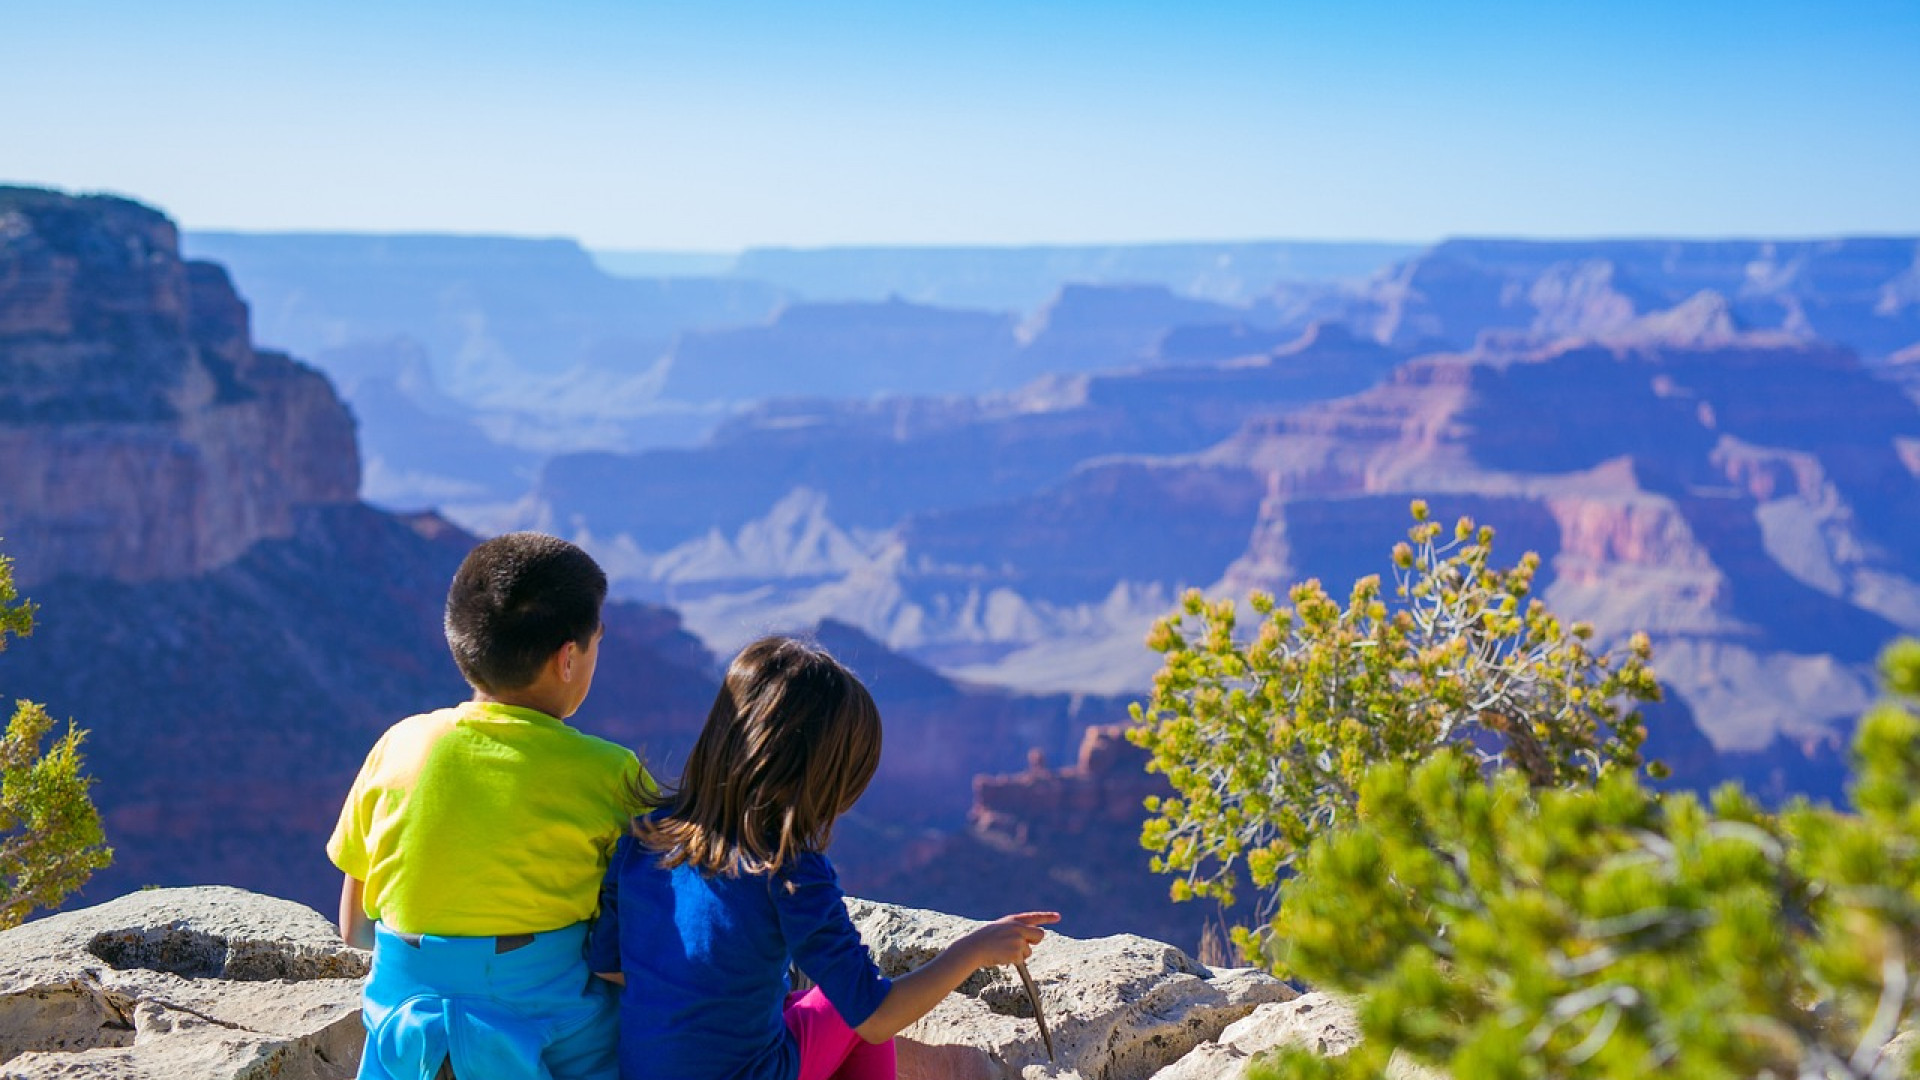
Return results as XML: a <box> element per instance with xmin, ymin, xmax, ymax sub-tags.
<box><xmin>338</xmin><ymin>875</ymin><xmax>376</xmax><ymax>950</ymax></box>
<box><xmin>586</xmin><ymin>828</ymin><xmax>628</xmax><ymax>986</ymax></box>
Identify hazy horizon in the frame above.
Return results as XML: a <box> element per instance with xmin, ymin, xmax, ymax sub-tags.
<box><xmin>168</xmin><ymin>231</ymin><xmax>1920</xmax><ymax>257</ymax></box>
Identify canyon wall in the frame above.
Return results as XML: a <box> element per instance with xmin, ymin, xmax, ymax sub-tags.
<box><xmin>0</xmin><ymin>189</ymin><xmax>357</xmax><ymax>586</ymax></box>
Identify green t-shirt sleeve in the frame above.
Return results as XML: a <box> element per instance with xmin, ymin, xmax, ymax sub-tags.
<box><xmin>326</xmin><ymin>734</ymin><xmax>386</xmax><ymax>881</ymax></box>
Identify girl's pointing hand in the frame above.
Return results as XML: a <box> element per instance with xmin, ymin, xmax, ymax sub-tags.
<box><xmin>962</xmin><ymin>911</ymin><xmax>1061</xmax><ymax>967</ymax></box>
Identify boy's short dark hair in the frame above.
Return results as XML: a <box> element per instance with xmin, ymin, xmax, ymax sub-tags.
<box><xmin>445</xmin><ymin>532</ymin><xmax>607</xmax><ymax>692</ymax></box>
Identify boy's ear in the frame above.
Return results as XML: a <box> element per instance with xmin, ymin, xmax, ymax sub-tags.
<box><xmin>557</xmin><ymin>640</ymin><xmax>579</xmax><ymax>682</ymax></box>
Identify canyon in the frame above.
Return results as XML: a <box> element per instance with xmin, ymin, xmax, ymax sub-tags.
<box><xmin>4</xmin><ymin>185</ymin><xmax>1919</xmax><ymax>953</ymax></box>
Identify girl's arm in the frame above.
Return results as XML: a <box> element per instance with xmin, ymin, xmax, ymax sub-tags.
<box><xmin>853</xmin><ymin>912</ymin><xmax>1059</xmax><ymax>1044</ymax></box>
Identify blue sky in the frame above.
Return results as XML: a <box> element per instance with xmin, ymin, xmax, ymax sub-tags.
<box><xmin>3</xmin><ymin>0</ymin><xmax>1915</xmax><ymax>248</ymax></box>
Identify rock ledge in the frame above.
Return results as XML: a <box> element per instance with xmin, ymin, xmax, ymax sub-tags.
<box><xmin>0</xmin><ymin>887</ymin><xmax>366</xmax><ymax>1079</ymax></box>
<box><xmin>0</xmin><ymin>888</ymin><xmax>1367</xmax><ymax>1079</ymax></box>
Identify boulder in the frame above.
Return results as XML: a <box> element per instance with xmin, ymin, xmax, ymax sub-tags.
<box><xmin>846</xmin><ymin>900</ymin><xmax>1295</xmax><ymax>1080</ymax></box>
<box><xmin>1147</xmin><ymin>996</ymin><xmax>1358</xmax><ymax>1080</ymax></box>
<box><xmin>0</xmin><ymin>887</ymin><xmax>365</xmax><ymax>1079</ymax></box>
<box><xmin>1145</xmin><ymin>995</ymin><xmax>1447</xmax><ymax>1079</ymax></box>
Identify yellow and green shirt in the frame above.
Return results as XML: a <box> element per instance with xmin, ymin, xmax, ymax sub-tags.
<box><xmin>327</xmin><ymin>701</ymin><xmax>647</xmax><ymax>936</ymax></box>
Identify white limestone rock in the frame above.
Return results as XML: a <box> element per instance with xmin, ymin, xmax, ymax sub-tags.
<box><xmin>1148</xmin><ymin>995</ymin><xmax>1362</xmax><ymax>1080</ymax></box>
<box><xmin>0</xmin><ymin>887</ymin><xmax>366</xmax><ymax>1079</ymax></box>
<box><xmin>846</xmin><ymin>899</ymin><xmax>1295</xmax><ymax>1080</ymax></box>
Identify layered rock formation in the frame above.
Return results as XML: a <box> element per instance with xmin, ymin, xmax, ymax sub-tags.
<box><xmin>176</xmin><ymin>231</ymin><xmax>785</xmax><ymax>514</ymax></box>
<box><xmin>1002</xmin><ymin>285</ymin><xmax>1250</xmax><ymax>384</ymax></box>
<box><xmin>183</xmin><ymin>235</ymin><xmax>1413</xmax><ymax>517</ymax></box>
<box><xmin>549</xmin><ymin>304</ymin><xmax>1915</xmax><ymax>763</ymax></box>
<box><xmin>838</xmin><ymin>726</ymin><xmax>1235</xmax><ymax>950</ymax></box>
<box><xmin>181</xmin><ymin>231</ymin><xmax>784</xmax><ymax>402</ymax></box>
<box><xmin>661</xmin><ymin>297</ymin><xmax>1019</xmax><ymax>402</ymax></box>
<box><xmin>534</xmin><ymin>322</ymin><xmax>1407</xmax><ymax>617</ymax></box>
<box><xmin>803</xmin><ymin>622</ymin><xmax>1130</xmax><ymax>830</ymax></box>
<box><xmin>1199</xmin><ymin>334</ymin><xmax>1920</xmax><ymax>752</ymax></box>
<box><xmin>1345</xmin><ymin>237</ymin><xmax>1920</xmax><ymax>361</ymax></box>
<box><xmin>0</xmin><ymin>189</ymin><xmax>358</xmax><ymax>586</ymax></box>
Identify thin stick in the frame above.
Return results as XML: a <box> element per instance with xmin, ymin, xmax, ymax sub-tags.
<box><xmin>1015</xmin><ymin>961</ymin><xmax>1055</xmax><ymax>1063</ymax></box>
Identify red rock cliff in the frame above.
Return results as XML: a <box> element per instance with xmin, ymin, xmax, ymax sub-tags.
<box><xmin>0</xmin><ymin>188</ymin><xmax>358</xmax><ymax>585</ymax></box>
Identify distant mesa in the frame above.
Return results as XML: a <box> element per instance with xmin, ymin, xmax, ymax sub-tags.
<box><xmin>1348</xmin><ymin>237</ymin><xmax>1920</xmax><ymax>360</ymax></box>
<box><xmin>1004</xmin><ymin>283</ymin><xmax>1253</xmax><ymax>383</ymax></box>
<box><xmin>721</xmin><ymin>240</ymin><xmax>1422</xmax><ymax>310</ymax></box>
<box><xmin>182</xmin><ymin>228</ymin><xmax>788</xmax><ymax>408</ymax></box>
<box><xmin>659</xmin><ymin>297</ymin><xmax>1019</xmax><ymax>403</ymax></box>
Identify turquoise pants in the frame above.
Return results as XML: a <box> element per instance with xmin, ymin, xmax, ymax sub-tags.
<box><xmin>359</xmin><ymin>922</ymin><xmax>618</xmax><ymax>1080</ymax></box>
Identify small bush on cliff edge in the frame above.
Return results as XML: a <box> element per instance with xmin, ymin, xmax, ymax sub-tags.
<box><xmin>1255</xmin><ymin>640</ymin><xmax>1920</xmax><ymax>1079</ymax></box>
<box><xmin>0</xmin><ymin>546</ymin><xmax>111</xmax><ymax>928</ymax></box>
<box><xmin>1127</xmin><ymin>502</ymin><xmax>1661</xmax><ymax>959</ymax></box>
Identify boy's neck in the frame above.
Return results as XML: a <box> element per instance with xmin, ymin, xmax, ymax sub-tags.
<box><xmin>471</xmin><ymin>688</ymin><xmax>568</xmax><ymax>720</ymax></box>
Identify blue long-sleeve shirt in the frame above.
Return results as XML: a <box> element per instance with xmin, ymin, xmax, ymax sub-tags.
<box><xmin>587</xmin><ymin>833</ymin><xmax>893</xmax><ymax>1080</ymax></box>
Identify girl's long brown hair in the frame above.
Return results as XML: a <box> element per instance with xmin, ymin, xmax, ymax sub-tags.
<box><xmin>634</xmin><ymin>636</ymin><xmax>882</xmax><ymax>875</ymax></box>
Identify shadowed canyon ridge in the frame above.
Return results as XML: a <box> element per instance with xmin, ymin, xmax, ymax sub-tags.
<box><xmin>4</xmin><ymin>186</ymin><xmax>1920</xmax><ymax>948</ymax></box>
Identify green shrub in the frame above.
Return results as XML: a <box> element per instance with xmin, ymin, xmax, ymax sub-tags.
<box><xmin>1251</xmin><ymin>639</ymin><xmax>1920</xmax><ymax>1079</ymax></box>
<box><xmin>1128</xmin><ymin>502</ymin><xmax>1660</xmax><ymax>958</ymax></box>
<box><xmin>0</xmin><ymin>547</ymin><xmax>111</xmax><ymax>928</ymax></box>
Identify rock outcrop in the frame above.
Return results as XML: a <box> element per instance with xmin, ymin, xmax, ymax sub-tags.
<box><xmin>0</xmin><ymin>188</ymin><xmax>359</xmax><ymax>587</ymax></box>
<box><xmin>837</xmin><ymin>725</ymin><xmax>1233</xmax><ymax>951</ymax></box>
<box><xmin>0</xmin><ymin>888</ymin><xmax>1366</xmax><ymax>1080</ymax></box>
<box><xmin>1349</xmin><ymin>237</ymin><xmax>1920</xmax><ymax>361</ymax></box>
<box><xmin>801</xmin><ymin>623</ymin><xmax>1132</xmax><ymax>830</ymax></box>
<box><xmin>848</xmin><ymin>899</ymin><xmax>1294</xmax><ymax>1080</ymax></box>
<box><xmin>0</xmin><ymin>888</ymin><xmax>366</xmax><ymax>1079</ymax></box>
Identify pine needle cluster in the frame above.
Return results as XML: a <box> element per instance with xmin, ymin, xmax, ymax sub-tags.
<box><xmin>1256</xmin><ymin>640</ymin><xmax>1920</xmax><ymax>1078</ymax></box>
<box><xmin>0</xmin><ymin>547</ymin><xmax>111</xmax><ymax>928</ymax></box>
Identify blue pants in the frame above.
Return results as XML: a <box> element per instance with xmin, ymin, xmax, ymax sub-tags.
<box><xmin>359</xmin><ymin>923</ymin><xmax>618</xmax><ymax>1080</ymax></box>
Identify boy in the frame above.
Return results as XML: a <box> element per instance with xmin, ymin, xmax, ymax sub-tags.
<box><xmin>328</xmin><ymin>532</ymin><xmax>645</xmax><ymax>1080</ymax></box>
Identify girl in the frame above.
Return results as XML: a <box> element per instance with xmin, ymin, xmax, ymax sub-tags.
<box><xmin>587</xmin><ymin>635</ymin><xmax>1057</xmax><ymax>1080</ymax></box>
